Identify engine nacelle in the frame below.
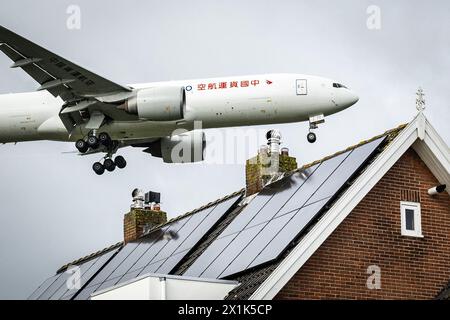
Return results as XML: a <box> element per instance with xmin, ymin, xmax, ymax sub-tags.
<box><xmin>145</xmin><ymin>131</ymin><xmax>206</xmax><ymax>163</ymax></box>
<box><xmin>124</xmin><ymin>87</ymin><xmax>186</xmax><ymax>121</ymax></box>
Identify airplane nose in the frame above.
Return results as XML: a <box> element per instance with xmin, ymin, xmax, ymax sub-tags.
<box><xmin>334</xmin><ymin>90</ymin><xmax>359</xmax><ymax>110</ymax></box>
<box><xmin>349</xmin><ymin>91</ymin><xmax>359</xmax><ymax>105</ymax></box>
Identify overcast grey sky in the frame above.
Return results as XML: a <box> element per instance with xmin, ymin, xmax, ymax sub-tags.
<box><xmin>0</xmin><ymin>0</ymin><xmax>448</xmax><ymax>299</ymax></box>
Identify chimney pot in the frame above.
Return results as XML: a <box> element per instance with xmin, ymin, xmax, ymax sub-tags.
<box><xmin>266</xmin><ymin>129</ymin><xmax>282</xmax><ymax>154</ymax></box>
<box><xmin>281</xmin><ymin>147</ymin><xmax>289</xmax><ymax>156</ymax></box>
<box><xmin>131</xmin><ymin>188</ymin><xmax>145</xmax><ymax>209</ymax></box>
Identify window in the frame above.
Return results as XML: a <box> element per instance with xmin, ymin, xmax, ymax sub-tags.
<box><xmin>333</xmin><ymin>83</ymin><xmax>348</xmax><ymax>89</ymax></box>
<box><xmin>400</xmin><ymin>201</ymin><xmax>422</xmax><ymax>237</ymax></box>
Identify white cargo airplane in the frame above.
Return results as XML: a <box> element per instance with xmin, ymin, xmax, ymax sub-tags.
<box><xmin>0</xmin><ymin>25</ymin><xmax>359</xmax><ymax>175</ymax></box>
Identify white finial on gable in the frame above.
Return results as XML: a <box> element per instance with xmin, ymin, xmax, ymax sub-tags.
<box><xmin>416</xmin><ymin>87</ymin><xmax>426</xmax><ymax>112</ymax></box>
<box><xmin>415</xmin><ymin>88</ymin><xmax>426</xmax><ymax>140</ymax></box>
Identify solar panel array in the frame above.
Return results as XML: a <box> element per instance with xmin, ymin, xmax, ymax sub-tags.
<box><xmin>28</xmin><ymin>247</ymin><xmax>119</xmax><ymax>300</ymax></box>
<box><xmin>74</xmin><ymin>194</ymin><xmax>241</xmax><ymax>300</ymax></box>
<box><xmin>185</xmin><ymin>137</ymin><xmax>385</xmax><ymax>279</ymax></box>
<box><xmin>29</xmin><ymin>136</ymin><xmax>385</xmax><ymax>298</ymax></box>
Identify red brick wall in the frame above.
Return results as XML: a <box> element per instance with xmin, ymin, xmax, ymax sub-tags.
<box><xmin>276</xmin><ymin>148</ymin><xmax>450</xmax><ymax>300</ymax></box>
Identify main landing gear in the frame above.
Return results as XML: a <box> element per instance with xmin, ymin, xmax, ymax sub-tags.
<box><xmin>92</xmin><ymin>155</ymin><xmax>127</xmax><ymax>176</ymax></box>
<box><xmin>307</xmin><ymin>114</ymin><xmax>325</xmax><ymax>144</ymax></box>
<box><xmin>75</xmin><ymin>132</ymin><xmax>127</xmax><ymax>175</ymax></box>
<box><xmin>75</xmin><ymin>131</ymin><xmax>109</xmax><ymax>153</ymax></box>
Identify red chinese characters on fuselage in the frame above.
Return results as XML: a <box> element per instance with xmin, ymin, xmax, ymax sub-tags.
<box><xmin>196</xmin><ymin>80</ymin><xmax>262</xmax><ymax>91</ymax></box>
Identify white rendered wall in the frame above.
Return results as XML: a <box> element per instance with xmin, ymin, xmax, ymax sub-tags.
<box><xmin>91</xmin><ymin>274</ymin><xmax>239</xmax><ymax>300</ymax></box>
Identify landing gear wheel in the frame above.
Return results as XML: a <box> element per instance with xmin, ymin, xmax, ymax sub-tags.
<box><xmin>104</xmin><ymin>158</ymin><xmax>116</xmax><ymax>172</ymax></box>
<box><xmin>92</xmin><ymin>162</ymin><xmax>105</xmax><ymax>175</ymax></box>
<box><xmin>307</xmin><ymin>132</ymin><xmax>317</xmax><ymax>143</ymax></box>
<box><xmin>114</xmin><ymin>156</ymin><xmax>127</xmax><ymax>169</ymax></box>
<box><xmin>75</xmin><ymin>139</ymin><xmax>88</xmax><ymax>153</ymax></box>
<box><xmin>87</xmin><ymin>135</ymin><xmax>100</xmax><ymax>149</ymax></box>
<box><xmin>98</xmin><ymin>132</ymin><xmax>112</xmax><ymax>147</ymax></box>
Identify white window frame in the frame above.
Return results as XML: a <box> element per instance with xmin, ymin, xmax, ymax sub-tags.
<box><xmin>400</xmin><ymin>201</ymin><xmax>423</xmax><ymax>237</ymax></box>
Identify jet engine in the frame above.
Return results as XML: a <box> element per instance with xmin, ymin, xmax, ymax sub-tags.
<box><xmin>144</xmin><ymin>131</ymin><xmax>206</xmax><ymax>163</ymax></box>
<box><xmin>122</xmin><ymin>87</ymin><xmax>186</xmax><ymax>121</ymax></box>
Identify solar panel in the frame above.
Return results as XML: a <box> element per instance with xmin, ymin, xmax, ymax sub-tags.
<box><xmin>59</xmin><ymin>248</ymin><xmax>118</xmax><ymax>300</ymax></box>
<box><xmin>305</xmin><ymin>139</ymin><xmax>385</xmax><ymax>206</ymax></box>
<box><xmin>219</xmin><ymin>192</ymin><xmax>272</xmax><ymax>237</ymax></box>
<box><xmin>284</xmin><ymin>154</ymin><xmax>349</xmax><ymax>212</ymax></box>
<box><xmin>28</xmin><ymin>274</ymin><xmax>60</xmax><ymax>300</ymax></box>
<box><xmin>196</xmin><ymin>223</ymin><xmax>267</xmax><ymax>279</ymax></box>
<box><xmin>234</xmin><ymin>199</ymin><xmax>329</xmax><ymax>275</ymax></box>
<box><xmin>47</xmin><ymin>258</ymin><xmax>99</xmax><ymax>300</ymax></box>
<box><xmin>29</xmin><ymin>247</ymin><xmax>119</xmax><ymax>300</ymax></box>
<box><xmin>245</xmin><ymin>166</ymin><xmax>319</xmax><ymax>228</ymax></box>
<box><xmin>77</xmin><ymin>241</ymin><xmax>142</xmax><ymax>290</ymax></box>
<box><xmin>223</xmin><ymin>199</ymin><xmax>329</xmax><ymax>278</ymax></box>
<box><xmin>93</xmin><ymin>217</ymin><xmax>194</xmax><ymax>293</ymax></box>
<box><xmin>120</xmin><ymin>195</ymin><xmax>241</xmax><ymax>282</ymax></box>
<box><xmin>185</xmin><ymin>137</ymin><xmax>385</xmax><ymax>279</ymax></box>
<box><xmin>74</xmin><ymin>194</ymin><xmax>241</xmax><ymax>299</ymax></box>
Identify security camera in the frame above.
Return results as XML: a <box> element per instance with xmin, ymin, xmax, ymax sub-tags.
<box><xmin>428</xmin><ymin>184</ymin><xmax>446</xmax><ymax>196</ymax></box>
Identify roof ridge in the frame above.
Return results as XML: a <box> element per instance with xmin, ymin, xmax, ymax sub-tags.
<box><xmin>57</xmin><ymin>241</ymin><xmax>123</xmax><ymax>274</ymax></box>
<box><xmin>141</xmin><ymin>188</ymin><xmax>245</xmax><ymax>235</ymax></box>
<box><xmin>293</xmin><ymin>123</ymin><xmax>408</xmax><ymax>173</ymax></box>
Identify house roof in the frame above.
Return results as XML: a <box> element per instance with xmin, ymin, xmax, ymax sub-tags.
<box><xmin>32</xmin><ymin>112</ymin><xmax>450</xmax><ymax>300</ymax></box>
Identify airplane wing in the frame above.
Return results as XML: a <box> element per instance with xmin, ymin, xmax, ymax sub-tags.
<box><xmin>0</xmin><ymin>25</ymin><xmax>138</xmax><ymax>133</ymax></box>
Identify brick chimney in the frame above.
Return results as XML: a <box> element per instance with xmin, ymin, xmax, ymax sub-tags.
<box><xmin>123</xmin><ymin>189</ymin><xmax>167</xmax><ymax>244</ymax></box>
<box><xmin>245</xmin><ymin>130</ymin><xmax>297</xmax><ymax>196</ymax></box>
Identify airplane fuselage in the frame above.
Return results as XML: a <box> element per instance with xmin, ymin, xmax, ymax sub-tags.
<box><xmin>0</xmin><ymin>73</ymin><xmax>358</xmax><ymax>143</ymax></box>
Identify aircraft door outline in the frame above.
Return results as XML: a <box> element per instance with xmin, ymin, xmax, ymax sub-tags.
<box><xmin>296</xmin><ymin>79</ymin><xmax>308</xmax><ymax>95</ymax></box>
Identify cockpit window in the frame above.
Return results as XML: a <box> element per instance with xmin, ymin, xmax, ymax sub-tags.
<box><xmin>333</xmin><ymin>83</ymin><xmax>348</xmax><ymax>89</ymax></box>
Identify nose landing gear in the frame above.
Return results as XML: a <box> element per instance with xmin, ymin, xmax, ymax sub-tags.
<box><xmin>307</xmin><ymin>132</ymin><xmax>317</xmax><ymax>143</ymax></box>
<box><xmin>307</xmin><ymin>114</ymin><xmax>325</xmax><ymax>144</ymax></box>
